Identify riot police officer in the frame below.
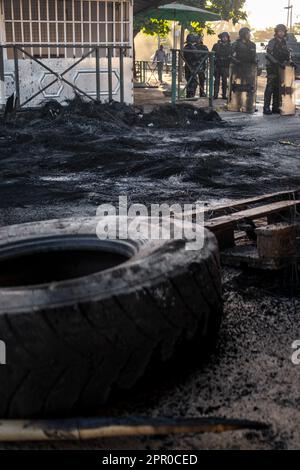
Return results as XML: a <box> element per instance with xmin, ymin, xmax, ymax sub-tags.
<box><xmin>183</xmin><ymin>34</ymin><xmax>198</xmax><ymax>98</ymax></box>
<box><xmin>263</xmin><ymin>24</ymin><xmax>292</xmax><ymax>115</ymax></box>
<box><xmin>231</xmin><ymin>27</ymin><xmax>257</xmax><ymax>66</ymax></box>
<box><xmin>194</xmin><ymin>35</ymin><xmax>209</xmax><ymax>97</ymax></box>
<box><xmin>228</xmin><ymin>27</ymin><xmax>257</xmax><ymax>113</ymax></box>
<box><xmin>212</xmin><ymin>32</ymin><xmax>232</xmax><ymax>100</ymax></box>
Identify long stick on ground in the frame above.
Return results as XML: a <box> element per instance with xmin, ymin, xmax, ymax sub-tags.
<box><xmin>0</xmin><ymin>417</ymin><xmax>268</xmax><ymax>442</ymax></box>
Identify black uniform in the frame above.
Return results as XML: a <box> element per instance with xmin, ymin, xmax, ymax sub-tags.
<box><xmin>231</xmin><ymin>39</ymin><xmax>257</xmax><ymax>65</ymax></box>
<box><xmin>212</xmin><ymin>41</ymin><xmax>232</xmax><ymax>99</ymax></box>
<box><xmin>264</xmin><ymin>37</ymin><xmax>291</xmax><ymax>113</ymax></box>
<box><xmin>195</xmin><ymin>43</ymin><xmax>209</xmax><ymax>97</ymax></box>
<box><xmin>183</xmin><ymin>43</ymin><xmax>198</xmax><ymax>98</ymax></box>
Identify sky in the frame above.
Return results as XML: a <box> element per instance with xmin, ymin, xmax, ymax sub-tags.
<box><xmin>246</xmin><ymin>0</ymin><xmax>300</xmax><ymax>29</ymax></box>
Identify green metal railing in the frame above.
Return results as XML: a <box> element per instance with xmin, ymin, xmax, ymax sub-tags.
<box><xmin>171</xmin><ymin>49</ymin><xmax>215</xmax><ymax>108</ymax></box>
<box><xmin>135</xmin><ymin>60</ymin><xmax>171</xmax><ymax>87</ymax></box>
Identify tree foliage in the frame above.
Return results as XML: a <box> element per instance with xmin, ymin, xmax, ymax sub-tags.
<box><xmin>190</xmin><ymin>0</ymin><xmax>247</xmax><ymax>24</ymax></box>
<box><xmin>293</xmin><ymin>23</ymin><xmax>300</xmax><ymax>35</ymax></box>
<box><xmin>134</xmin><ymin>17</ymin><xmax>172</xmax><ymax>37</ymax></box>
<box><xmin>206</xmin><ymin>0</ymin><xmax>247</xmax><ymax>24</ymax></box>
<box><xmin>135</xmin><ymin>0</ymin><xmax>247</xmax><ymax>37</ymax></box>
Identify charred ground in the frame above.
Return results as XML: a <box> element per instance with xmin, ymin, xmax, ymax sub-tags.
<box><xmin>0</xmin><ymin>101</ymin><xmax>300</xmax><ymax>450</ymax></box>
<box><xmin>1</xmin><ymin>100</ymin><xmax>299</xmax><ymax>226</ymax></box>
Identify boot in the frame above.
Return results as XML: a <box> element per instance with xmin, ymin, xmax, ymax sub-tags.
<box><xmin>272</xmin><ymin>90</ymin><xmax>280</xmax><ymax>114</ymax></box>
<box><xmin>264</xmin><ymin>85</ymin><xmax>273</xmax><ymax>115</ymax></box>
<box><xmin>263</xmin><ymin>107</ymin><xmax>272</xmax><ymax>115</ymax></box>
<box><xmin>213</xmin><ymin>82</ymin><xmax>219</xmax><ymax>101</ymax></box>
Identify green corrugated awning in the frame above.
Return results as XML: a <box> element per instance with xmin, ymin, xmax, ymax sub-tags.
<box><xmin>136</xmin><ymin>2</ymin><xmax>221</xmax><ymax>23</ymax></box>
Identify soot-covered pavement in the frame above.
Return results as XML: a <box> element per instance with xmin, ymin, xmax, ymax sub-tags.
<box><xmin>0</xmin><ymin>102</ymin><xmax>300</xmax><ymax>450</ymax></box>
<box><xmin>0</xmin><ymin>101</ymin><xmax>299</xmax><ymax>226</ymax></box>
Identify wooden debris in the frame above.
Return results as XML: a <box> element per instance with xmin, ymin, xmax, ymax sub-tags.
<box><xmin>206</xmin><ymin>199</ymin><xmax>300</xmax><ymax>249</ymax></box>
<box><xmin>0</xmin><ymin>417</ymin><xmax>268</xmax><ymax>442</ymax></box>
<box><xmin>185</xmin><ymin>189</ymin><xmax>299</xmax><ymax>220</ymax></box>
<box><xmin>204</xmin><ymin>188</ymin><xmax>299</xmax><ymax>218</ymax></box>
<box><xmin>256</xmin><ymin>224</ymin><xmax>297</xmax><ymax>260</ymax></box>
<box><xmin>204</xmin><ymin>189</ymin><xmax>300</xmax><ymax>269</ymax></box>
<box><xmin>279</xmin><ymin>140</ymin><xmax>300</xmax><ymax>148</ymax></box>
<box><xmin>206</xmin><ymin>200</ymin><xmax>300</xmax><ymax>230</ymax></box>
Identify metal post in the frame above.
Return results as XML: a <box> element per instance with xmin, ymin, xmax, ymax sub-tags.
<box><xmin>95</xmin><ymin>47</ymin><xmax>101</xmax><ymax>102</ymax></box>
<box><xmin>143</xmin><ymin>61</ymin><xmax>146</xmax><ymax>83</ymax></box>
<box><xmin>178</xmin><ymin>25</ymin><xmax>185</xmax><ymax>83</ymax></box>
<box><xmin>108</xmin><ymin>47</ymin><xmax>113</xmax><ymax>102</ymax></box>
<box><xmin>119</xmin><ymin>47</ymin><xmax>124</xmax><ymax>103</ymax></box>
<box><xmin>177</xmin><ymin>50</ymin><xmax>181</xmax><ymax>100</ymax></box>
<box><xmin>171</xmin><ymin>49</ymin><xmax>177</xmax><ymax>105</ymax></box>
<box><xmin>0</xmin><ymin>46</ymin><xmax>5</xmax><ymax>111</ymax></box>
<box><xmin>13</xmin><ymin>46</ymin><xmax>20</xmax><ymax>107</ymax></box>
<box><xmin>209</xmin><ymin>52</ymin><xmax>215</xmax><ymax>109</ymax></box>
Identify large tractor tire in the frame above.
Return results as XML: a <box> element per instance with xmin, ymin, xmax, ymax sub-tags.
<box><xmin>0</xmin><ymin>217</ymin><xmax>222</xmax><ymax>418</ymax></box>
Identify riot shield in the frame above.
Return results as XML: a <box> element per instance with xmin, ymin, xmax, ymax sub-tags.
<box><xmin>0</xmin><ymin>77</ymin><xmax>5</xmax><ymax>111</ymax></box>
<box><xmin>280</xmin><ymin>65</ymin><xmax>296</xmax><ymax>116</ymax></box>
<box><xmin>228</xmin><ymin>63</ymin><xmax>257</xmax><ymax>113</ymax></box>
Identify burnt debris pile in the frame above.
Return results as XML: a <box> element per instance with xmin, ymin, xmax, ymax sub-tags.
<box><xmin>1</xmin><ymin>98</ymin><xmax>223</xmax><ymax>132</ymax></box>
<box><xmin>135</xmin><ymin>103</ymin><xmax>222</xmax><ymax>129</ymax></box>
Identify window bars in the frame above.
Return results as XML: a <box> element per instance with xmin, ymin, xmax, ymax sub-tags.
<box><xmin>3</xmin><ymin>0</ymin><xmax>131</xmax><ymax>59</ymax></box>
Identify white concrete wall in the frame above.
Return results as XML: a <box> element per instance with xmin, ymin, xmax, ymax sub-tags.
<box><xmin>4</xmin><ymin>56</ymin><xmax>133</xmax><ymax>106</ymax></box>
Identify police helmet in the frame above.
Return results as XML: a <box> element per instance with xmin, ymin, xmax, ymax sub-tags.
<box><xmin>275</xmin><ymin>24</ymin><xmax>288</xmax><ymax>35</ymax></box>
<box><xmin>186</xmin><ymin>33</ymin><xmax>195</xmax><ymax>44</ymax></box>
<box><xmin>218</xmin><ymin>32</ymin><xmax>230</xmax><ymax>40</ymax></box>
<box><xmin>239</xmin><ymin>27</ymin><xmax>251</xmax><ymax>39</ymax></box>
<box><xmin>195</xmin><ymin>34</ymin><xmax>204</xmax><ymax>44</ymax></box>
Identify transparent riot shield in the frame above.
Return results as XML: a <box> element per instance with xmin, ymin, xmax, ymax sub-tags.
<box><xmin>280</xmin><ymin>65</ymin><xmax>296</xmax><ymax>116</ymax></box>
<box><xmin>0</xmin><ymin>78</ymin><xmax>5</xmax><ymax>111</ymax></box>
<box><xmin>228</xmin><ymin>63</ymin><xmax>257</xmax><ymax>113</ymax></box>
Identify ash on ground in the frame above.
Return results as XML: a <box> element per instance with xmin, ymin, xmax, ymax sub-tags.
<box><xmin>0</xmin><ymin>100</ymin><xmax>300</xmax><ymax>450</ymax></box>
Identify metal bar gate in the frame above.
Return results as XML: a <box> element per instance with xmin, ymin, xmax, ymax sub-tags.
<box><xmin>135</xmin><ymin>61</ymin><xmax>169</xmax><ymax>87</ymax></box>
<box><xmin>0</xmin><ymin>43</ymin><xmax>131</xmax><ymax>109</ymax></box>
<box><xmin>171</xmin><ymin>49</ymin><xmax>215</xmax><ymax>108</ymax></box>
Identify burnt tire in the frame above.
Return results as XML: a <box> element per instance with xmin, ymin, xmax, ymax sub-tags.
<box><xmin>0</xmin><ymin>217</ymin><xmax>223</xmax><ymax>418</ymax></box>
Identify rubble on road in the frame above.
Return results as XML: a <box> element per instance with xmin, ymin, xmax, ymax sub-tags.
<box><xmin>0</xmin><ymin>98</ymin><xmax>223</xmax><ymax>132</ymax></box>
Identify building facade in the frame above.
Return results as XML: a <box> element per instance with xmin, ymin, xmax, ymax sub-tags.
<box><xmin>0</xmin><ymin>0</ymin><xmax>133</xmax><ymax>108</ymax></box>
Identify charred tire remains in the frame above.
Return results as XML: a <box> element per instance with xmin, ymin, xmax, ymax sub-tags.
<box><xmin>0</xmin><ymin>218</ymin><xmax>222</xmax><ymax>418</ymax></box>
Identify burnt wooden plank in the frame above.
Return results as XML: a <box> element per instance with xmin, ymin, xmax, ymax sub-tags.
<box><xmin>205</xmin><ymin>200</ymin><xmax>300</xmax><ymax>232</ymax></box>
<box><xmin>181</xmin><ymin>189</ymin><xmax>299</xmax><ymax>221</ymax></box>
<box><xmin>204</xmin><ymin>189</ymin><xmax>299</xmax><ymax>219</ymax></box>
